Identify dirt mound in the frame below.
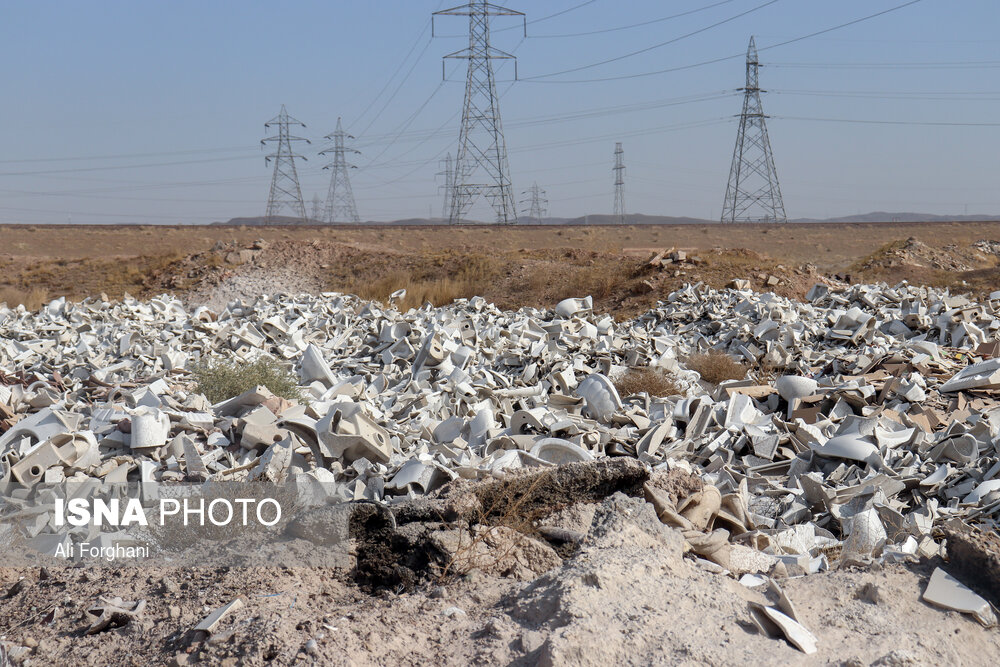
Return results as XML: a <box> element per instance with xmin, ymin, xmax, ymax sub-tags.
<box><xmin>4</xmin><ymin>466</ymin><xmax>1000</xmax><ymax>665</ymax></box>
<box><xmin>854</xmin><ymin>236</ymin><xmax>994</xmax><ymax>273</ymax></box>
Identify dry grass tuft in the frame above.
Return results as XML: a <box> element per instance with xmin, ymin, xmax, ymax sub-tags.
<box><xmin>0</xmin><ymin>287</ymin><xmax>49</xmax><ymax>311</ymax></box>
<box><xmin>331</xmin><ymin>252</ymin><xmax>503</xmax><ymax>310</ymax></box>
<box><xmin>564</xmin><ymin>264</ymin><xmax>617</xmax><ymax>300</ymax></box>
<box><xmin>614</xmin><ymin>368</ymin><xmax>681</xmax><ymax>397</ymax></box>
<box><xmin>686</xmin><ymin>349</ymin><xmax>748</xmax><ymax>384</ymax></box>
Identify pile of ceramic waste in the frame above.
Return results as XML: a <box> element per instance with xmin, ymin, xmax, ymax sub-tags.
<box><xmin>1</xmin><ymin>283</ymin><xmax>999</xmax><ymax>577</ymax></box>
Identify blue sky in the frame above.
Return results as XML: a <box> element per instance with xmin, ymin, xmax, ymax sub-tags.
<box><xmin>0</xmin><ymin>0</ymin><xmax>997</xmax><ymax>224</ymax></box>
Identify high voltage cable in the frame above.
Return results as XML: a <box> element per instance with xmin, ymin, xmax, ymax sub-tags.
<box><xmin>776</xmin><ymin>116</ymin><xmax>1000</xmax><ymax>127</ymax></box>
<box><xmin>771</xmin><ymin>59</ymin><xmax>1000</xmax><ymax>70</ymax></box>
<box><xmin>354</xmin><ymin>36</ymin><xmax>437</xmax><ymax>139</ymax></box>
<box><xmin>0</xmin><ymin>155</ymin><xmax>256</xmax><ymax>177</ymax></box>
<box><xmin>775</xmin><ymin>89</ymin><xmax>1000</xmax><ymax>101</ymax></box>
<box><xmin>524</xmin><ymin>0</ymin><xmax>780</xmax><ymax>79</ymax></box>
<box><xmin>355</xmin><ymin>90</ymin><xmax>735</xmax><ymax>159</ymax></box>
<box><xmin>357</xmin><ymin>36</ymin><xmax>525</xmax><ymax>175</ymax></box>
<box><xmin>531</xmin><ymin>0</ymin><xmax>741</xmax><ymax>38</ymax></box>
<box><xmin>522</xmin><ymin>0</ymin><xmax>926</xmax><ymax>83</ymax></box>
<box><xmin>488</xmin><ymin>0</ymin><xmax>600</xmax><ymax>33</ymax></box>
<box><xmin>356</xmin><ymin>78</ymin><xmax>520</xmax><ymax>190</ymax></box>
<box><xmin>348</xmin><ymin>6</ymin><xmax>443</xmax><ymax>130</ymax></box>
<box><xmin>0</xmin><ymin>146</ymin><xmax>255</xmax><ymax>165</ymax></box>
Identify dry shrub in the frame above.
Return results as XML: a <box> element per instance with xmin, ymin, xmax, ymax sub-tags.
<box><xmin>686</xmin><ymin>349</ymin><xmax>748</xmax><ymax>384</ymax></box>
<box><xmin>0</xmin><ymin>287</ymin><xmax>49</xmax><ymax>311</ymax></box>
<box><xmin>614</xmin><ymin>368</ymin><xmax>681</xmax><ymax>397</ymax></box>
<box><xmin>441</xmin><ymin>472</ymin><xmax>548</xmax><ymax>580</ymax></box>
<box><xmin>192</xmin><ymin>357</ymin><xmax>301</xmax><ymax>403</ymax></box>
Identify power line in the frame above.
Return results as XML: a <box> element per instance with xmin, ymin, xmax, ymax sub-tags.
<box><xmin>356</xmin><ymin>89</ymin><xmax>732</xmax><ymax>164</ymax></box>
<box><xmin>524</xmin><ymin>0</ymin><xmax>780</xmax><ymax>80</ymax></box>
<box><xmin>522</xmin><ymin>0</ymin><xmax>926</xmax><ymax>83</ymax></box>
<box><xmin>775</xmin><ymin>115</ymin><xmax>1000</xmax><ymax>128</ymax></box>
<box><xmin>0</xmin><ymin>154</ymin><xmax>257</xmax><ymax>177</ymax></box>
<box><xmin>531</xmin><ymin>0</ymin><xmax>741</xmax><ymax>38</ymax></box>
<box><xmin>775</xmin><ymin>90</ymin><xmax>1000</xmax><ymax>102</ymax></box>
<box><xmin>348</xmin><ymin>13</ymin><xmax>439</xmax><ymax>130</ymax></box>
<box><xmin>771</xmin><ymin>59</ymin><xmax>1000</xmax><ymax>70</ymax></box>
<box><xmin>0</xmin><ymin>146</ymin><xmax>254</xmax><ymax>165</ymax></box>
<box><xmin>355</xmin><ymin>37</ymin><xmax>437</xmax><ymax>140</ymax></box>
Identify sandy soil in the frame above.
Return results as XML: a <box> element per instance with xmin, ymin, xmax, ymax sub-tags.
<box><xmin>2</xmin><ymin>492</ymin><xmax>998</xmax><ymax>666</ymax></box>
<box><xmin>4</xmin><ymin>221</ymin><xmax>1000</xmax><ymax>319</ymax></box>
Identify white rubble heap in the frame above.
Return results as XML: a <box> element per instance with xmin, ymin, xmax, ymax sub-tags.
<box><xmin>2</xmin><ymin>283</ymin><xmax>1000</xmax><ymax>575</ymax></box>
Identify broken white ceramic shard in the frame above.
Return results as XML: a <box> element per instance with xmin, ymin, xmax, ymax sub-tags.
<box><xmin>812</xmin><ymin>435</ymin><xmax>878</xmax><ymax>463</ymax></box>
<box><xmin>842</xmin><ymin>507</ymin><xmax>886</xmax><ymax>557</ymax></box>
<box><xmin>575</xmin><ymin>373</ymin><xmax>622</xmax><ymax>422</ymax></box>
<box><xmin>775</xmin><ymin>376</ymin><xmax>817</xmax><ymax>402</ymax></box>
<box><xmin>300</xmin><ymin>344</ymin><xmax>337</xmax><ymax>387</ymax></box>
<box><xmin>922</xmin><ymin>567</ymin><xmax>998</xmax><ymax>627</ymax></box>
<box><xmin>315</xmin><ymin>402</ymin><xmax>392</xmax><ymax>464</ymax></box>
<box><xmin>130</xmin><ymin>409</ymin><xmax>170</xmax><ymax>450</ymax></box>
<box><xmin>752</xmin><ymin>604</ymin><xmax>818</xmax><ymax>654</ymax></box>
<box><xmin>919</xmin><ymin>464</ymin><xmax>950</xmax><ymax>487</ymax></box>
<box><xmin>554</xmin><ymin>296</ymin><xmax>592</xmax><ymax>318</ymax></box>
<box><xmin>963</xmin><ymin>479</ymin><xmax>1000</xmax><ymax>505</ymax></box>
<box><xmin>529</xmin><ymin>438</ymin><xmax>594</xmax><ymax>465</ymax></box>
<box><xmin>939</xmin><ymin>358</ymin><xmax>1000</xmax><ymax>392</ymax></box>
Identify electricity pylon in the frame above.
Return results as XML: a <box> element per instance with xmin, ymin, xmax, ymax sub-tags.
<box><xmin>263</xmin><ymin>105</ymin><xmax>310</xmax><ymax>224</ymax></box>
<box><xmin>436</xmin><ymin>153</ymin><xmax>454</xmax><ymax>221</ymax></box>
<box><xmin>310</xmin><ymin>194</ymin><xmax>323</xmax><ymax>221</ymax></box>
<box><xmin>613</xmin><ymin>142</ymin><xmax>625</xmax><ymax>225</ymax></box>
<box><xmin>433</xmin><ymin>1</ymin><xmax>525</xmax><ymax>225</ymax></box>
<box><xmin>721</xmin><ymin>36</ymin><xmax>786</xmax><ymax>223</ymax></box>
<box><xmin>520</xmin><ymin>182</ymin><xmax>547</xmax><ymax>220</ymax></box>
<box><xmin>319</xmin><ymin>117</ymin><xmax>361</xmax><ymax>224</ymax></box>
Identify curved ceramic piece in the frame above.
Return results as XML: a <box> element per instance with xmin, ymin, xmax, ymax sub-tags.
<box><xmin>775</xmin><ymin>376</ymin><xmax>818</xmax><ymax>402</ymax></box>
<box><xmin>433</xmin><ymin>416</ymin><xmax>465</xmax><ymax>444</ymax></box>
<box><xmin>130</xmin><ymin>410</ymin><xmax>170</xmax><ymax>450</ymax></box>
<box><xmin>529</xmin><ymin>438</ymin><xmax>594</xmax><ymax>465</ymax></box>
<box><xmin>963</xmin><ymin>479</ymin><xmax>1000</xmax><ymax>505</ymax></box>
<box><xmin>575</xmin><ymin>373</ymin><xmax>622</xmax><ymax>423</ymax></box>
<box><xmin>300</xmin><ymin>344</ymin><xmax>337</xmax><ymax>387</ymax></box>
<box><xmin>934</xmin><ymin>434</ymin><xmax>979</xmax><ymax>464</ymax></box>
<box><xmin>874</xmin><ymin>425</ymin><xmax>915</xmax><ymax>448</ymax></box>
<box><xmin>812</xmin><ymin>435</ymin><xmax>878</xmax><ymax>463</ymax></box>
<box><xmin>554</xmin><ymin>296</ymin><xmax>593</xmax><ymax>319</ymax></box>
<box><xmin>919</xmin><ymin>464</ymin><xmax>950</xmax><ymax>487</ymax></box>
<box><xmin>635</xmin><ymin>420</ymin><xmax>675</xmax><ymax>460</ymax></box>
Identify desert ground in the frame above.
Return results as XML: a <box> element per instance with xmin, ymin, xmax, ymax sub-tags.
<box><xmin>2</xmin><ymin>221</ymin><xmax>1000</xmax><ymax>315</ymax></box>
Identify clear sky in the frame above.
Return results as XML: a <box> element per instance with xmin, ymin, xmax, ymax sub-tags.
<box><xmin>0</xmin><ymin>0</ymin><xmax>997</xmax><ymax>224</ymax></box>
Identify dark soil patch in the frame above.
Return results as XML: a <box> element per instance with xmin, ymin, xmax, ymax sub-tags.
<box><xmin>945</xmin><ymin>527</ymin><xmax>1000</xmax><ymax>607</ymax></box>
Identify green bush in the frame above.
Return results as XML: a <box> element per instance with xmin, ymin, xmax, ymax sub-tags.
<box><xmin>193</xmin><ymin>357</ymin><xmax>302</xmax><ymax>403</ymax></box>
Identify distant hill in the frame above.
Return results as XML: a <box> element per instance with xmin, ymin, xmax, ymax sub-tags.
<box><xmin>791</xmin><ymin>212</ymin><xmax>1000</xmax><ymax>223</ymax></box>
<box><xmin>212</xmin><ymin>212</ymin><xmax>1000</xmax><ymax>226</ymax></box>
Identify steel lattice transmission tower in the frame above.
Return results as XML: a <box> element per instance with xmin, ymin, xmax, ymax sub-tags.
<box><xmin>520</xmin><ymin>182</ymin><xmax>547</xmax><ymax>220</ymax></box>
<box><xmin>721</xmin><ymin>37</ymin><xmax>786</xmax><ymax>223</ymax></box>
<box><xmin>436</xmin><ymin>153</ymin><xmax>455</xmax><ymax>221</ymax></box>
<box><xmin>262</xmin><ymin>105</ymin><xmax>310</xmax><ymax>224</ymax></box>
<box><xmin>310</xmin><ymin>194</ymin><xmax>323</xmax><ymax>221</ymax></box>
<box><xmin>433</xmin><ymin>1</ymin><xmax>525</xmax><ymax>225</ymax></box>
<box><xmin>613</xmin><ymin>142</ymin><xmax>625</xmax><ymax>225</ymax></box>
<box><xmin>319</xmin><ymin>117</ymin><xmax>361</xmax><ymax>224</ymax></box>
